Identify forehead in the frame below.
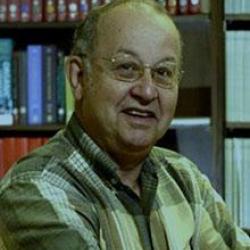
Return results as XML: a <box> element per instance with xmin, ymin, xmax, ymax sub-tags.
<box><xmin>95</xmin><ymin>4</ymin><xmax>180</xmax><ymax>62</ymax></box>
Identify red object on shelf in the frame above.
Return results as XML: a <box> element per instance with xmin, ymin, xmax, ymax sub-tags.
<box><xmin>67</xmin><ymin>0</ymin><xmax>79</xmax><ymax>21</ymax></box>
<box><xmin>0</xmin><ymin>0</ymin><xmax>7</xmax><ymax>22</ymax></box>
<box><xmin>7</xmin><ymin>0</ymin><xmax>20</xmax><ymax>22</ymax></box>
<box><xmin>179</xmin><ymin>0</ymin><xmax>189</xmax><ymax>15</ymax></box>
<box><xmin>28</xmin><ymin>137</ymin><xmax>43</xmax><ymax>152</ymax></box>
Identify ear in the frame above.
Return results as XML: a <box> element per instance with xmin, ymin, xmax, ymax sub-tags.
<box><xmin>66</xmin><ymin>56</ymin><xmax>84</xmax><ymax>100</ymax></box>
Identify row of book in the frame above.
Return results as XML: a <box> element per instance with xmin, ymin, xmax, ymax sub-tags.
<box><xmin>0</xmin><ymin>38</ymin><xmax>74</xmax><ymax>126</ymax></box>
<box><xmin>225</xmin><ymin>138</ymin><xmax>250</xmax><ymax>228</ymax></box>
<box><xmin>0</xmin><ymin>0</ymin><xmax>210</xmax><ymax>23</ymax></box>
<box><xmin>225</xmin><ymin>31</ymin><xmax>250</xmax><ymax>123</ymax></box>
<box><xmin>0</xmin><ymin>0</ymin><xmax>110</xmax><ymax>23</ymax></box>
<box><xmin>225</xmin><ymin>0</ymin><xmax>250</xmax><ymax>14</ymax></box>
<box><xmin>0</xmin><ymin>136</ymin><xmax>49</xmax><ymax>178</ymax></box>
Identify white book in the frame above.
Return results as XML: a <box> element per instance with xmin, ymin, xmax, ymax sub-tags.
<box><xmin>226</xmin><ymin>31</ymin><xmax>238</xmax><ymax>122</ymax></box>
<box><xmin>224</xmin><ymin>139</ymin><xmax>233</xmax><ymax>214</ymax></box>
<box><xmin>243</xmin><ymin>32</ymin><xmax>250</xmax><ymax>122</ymax></box>
<box><xmin>232</xmin><ymin>138</ymin><xmax>243</xmax><ymax>226</ymax></box>
<box><xmin>242</xmin><ymin>139</ymin><xmax>250</xmax><ymax>228</ymax></box>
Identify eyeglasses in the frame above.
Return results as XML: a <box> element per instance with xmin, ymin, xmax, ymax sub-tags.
<box><xmin>97</xmin><ymin>54</ymin><xmax>179</xmax><ymax>89</ymax></box>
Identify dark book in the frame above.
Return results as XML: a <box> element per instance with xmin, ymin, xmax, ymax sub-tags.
<box><xmin>43</xmin><ymin>45</ymin><xmax>57</xmax><ymax>124</ymax></box>
<box><xmin>27</xmin><ymin>45</ymin><xmax>44</xmax><ymax>125</ymax></box>
<box><xmin>179</xmin><ymin>0</ymin><xmax>189</xmax><ymax>14</ymax></box>
<box><xmin>166</xmin><ymin>0</ymin><xmax>178</xmax><ymax>15</ymax></box>
<box><xmin>67</xmin><ymin>0</ymin><xmax>79</xmax><ymax>21</ymax></box>
<box><xmin>57</xmin><ymin>0</ymin><xmax>67</xmax><ymax>21</ymax></box>
<box><xmin>0</xmin><ymin>39</ymin><xmax>14</xmax><ymax>125</ymax></box>
<box><xmin>79</xmin><ymin>0</ymin><xmax>89</xmax><ymax>20</ymax></box>
<box><xmin>44</xmin><ymin>0</ymin><xmax>57</xmax><ymax>22</ymax></box>
<box><xmin>12</xmin><ymin>51</ymin><xmax>20</xmax><ymax>125</ymax></box>
<box><xmin>56</xmin><ymin>50</ymin><xmax>66</xmax><ymax>124</ymax></box>
<box><xmin>0</xmin><ymin>0</ymin><xmax>7</xmax><ymax>22</ymax></box>
<box><xmin>189</xmin><ymin>0</ymin><xmax>200</xmax><ymax>14</ymax></box>
<box><xmin>7</xmin><ymin>0</ymin><xmax>20</xmax><ymax>22</ymax></box>
<box><xmin>20</xmin><ymin>0</ymin><xmax>31</xmax><ymax>22</ymax></box>
<box><xmin>31</xmin><ymin>0</ymin><xmax>43</xmax><ymax>22</ymax></box>
<box><xmin>18</xmin><ymin>51</ymin><xmax>28</xmax><ymax>125</ymax></box>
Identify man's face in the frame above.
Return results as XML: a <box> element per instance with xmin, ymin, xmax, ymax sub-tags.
<box><xmin>78</xmin><ymin>5</ymin><xmax>180</xmax><ymax>158</ymax></box>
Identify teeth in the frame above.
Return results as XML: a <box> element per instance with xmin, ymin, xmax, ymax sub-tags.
<box><xmin>127</xmin><ymin>110</ymin><xmax>152</xmax><ymax>117</ymax></box>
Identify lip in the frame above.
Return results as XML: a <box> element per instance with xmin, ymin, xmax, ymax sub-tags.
<box><xmin>121</xmin><ymin>107</ymin><xmax>157</xmax><ymax>126</ymax></box>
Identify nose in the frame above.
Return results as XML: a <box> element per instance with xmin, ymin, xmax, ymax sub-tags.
<box><xmin>130</xmin><ymin>68</ymin><xmax>158</xmax><ymax>104</ymax></box>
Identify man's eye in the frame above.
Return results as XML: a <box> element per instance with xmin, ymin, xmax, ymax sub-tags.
<box><xmin>155</xmin><ymin>67</ymin><xmax>173</xmax><ymax>78</ymax></box>
<box><xmin>116</xmin><ymin>62</ymin><xmax>138</xmax><ymax>72</ymax></box>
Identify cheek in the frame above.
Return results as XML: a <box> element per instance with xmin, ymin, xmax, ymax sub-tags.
<box><xmin>160</xmin><ymin>89</ymin><xmax>178</xmax><ymax>117</ymax></box>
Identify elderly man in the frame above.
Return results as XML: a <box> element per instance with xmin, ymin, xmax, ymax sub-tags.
<box><xmin>0</xmin><ymin>0</ymin><xmax>249</xmax><ymax>249</ymax></box>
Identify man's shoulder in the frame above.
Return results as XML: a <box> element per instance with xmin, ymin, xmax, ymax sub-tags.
<box><xmin>0</xmin><ymin>131</ymin><xmax>77</xmax><ymax>192</ymax></box>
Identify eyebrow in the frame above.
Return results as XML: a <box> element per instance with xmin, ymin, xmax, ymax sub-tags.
<box><xmin>114</xmin><ymin>48</ymin><xmax>177</xmax><ymax>64</ymax></box>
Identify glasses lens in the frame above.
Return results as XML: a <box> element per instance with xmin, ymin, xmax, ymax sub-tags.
<box><xmin>153</xmin><ymin>62</ymin><xmax>177</xmax><ymax>88</ymax></box>
<box><xmin>109</xmin><ymin>54</ymin><xmax>141</xmax><ymax>82</ymax></box>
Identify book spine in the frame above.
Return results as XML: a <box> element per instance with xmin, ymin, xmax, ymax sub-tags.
<box><xmin>27</xmin><ymin>45</ymin><xmax>43</xmax><ymax>125</ymax></box>
<box><xmin>79</xmin><ymin>0</ymin><xmax>89</xmax><ymax>20</ymax></box>
<box><xmin>18</xmin><ymin>51</ymin><xmax>28</xmax><ymax>125</ymax></box>
<box><xmin>43</xmin><ymin>45</ymin><xmax>57</xmax><ymax>124</ymax></box>
<box><xmin>7</xmin><ymin>0</ymin><xmax>20</xmax><ymax>22</ymax></box>
<box><xmin>31</xmin><ymin>0</ymin><xmax>43</xmax><ymax>22</ymax></box>
<box><xmin>20</xmin><ymin>0</ymin><xmax>31</xmax><ymax>22</ymax></box>
<box><xmin>0</xmin><ymin>138</ymin><xmax>4</xmax><ymax>178</ymax></box>
<box><xmin>2</xmin><ymin>137</ymin><xmax>16</xmax><ymax>174</ymax></box>
<box><xmin>57</xmin><ymin>0</ymin><xmax>67</xmax><ymax>21</ymax></box>
<box><xmin>56</xmin><ymin>51</ymin><xmax>66</xmax><ymax>123</ymax></box>
<box><xmin>0</xmin><ymin>0</ymin><xmax>7</xmax><ymax>22</ymax></box>
<box><xmin>189</xmin><ymin>0</ymin><xmax>201</xmax><ymax>14</ymax></box>
<box><xmin>200</xmin><ymin>0</ymin><xmax>210</xmax><ymax>14</ymax></box>
<box><xmin>44</xmin><ymin>0</ymin><xmax>57</xmax><ymax>22</ymax></box>
<box><xmin>166</xmin><ymin>0</ymin><xmax>178</xmax><ymax>15</ymax></box>
<box><xmin>179</xmin><ymin>0</ymin><xmax>189</xmax><ymax>15</ymax></box>
<box><xmin>0</xmin><ymin>39</ymin><xmax>14</xmax><ymax>126</ymax></box>
<box><xmin>12</xmin><ymin>51</ymin><xmax>19</xmax><ymax>124</ymax></box>
<box><xmin>67</xmin><ymin>0</ymin><xmax>79</xmax><ymax>21</ymax></box>
<box><xmin>15</xmin><ymin>137</ymin><xmax>29</xmax><ymax>162</ymax></box>
<box><xmin>91</xmin><ymin>0</ymin><xmax>102</xmax><ymax>9</ymax></box>
<box><xmin>28</xmin><ymin>137</ymin><xmax>42</xmax><ymax>152</ymax></box>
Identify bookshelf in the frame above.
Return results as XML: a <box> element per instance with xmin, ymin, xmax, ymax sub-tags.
<box><xmin>224</xmin><ymin>0</ymin><xmax>250</xmax><ymax>231</ymax></box>
<box><xmin>0</xmin><ymin>2</ymin><xmax>223</xmax><ymax>196</ymax></box>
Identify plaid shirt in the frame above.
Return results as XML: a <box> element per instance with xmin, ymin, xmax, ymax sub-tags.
<box><xmin>0</xmin><ymin>114</ymin><xmax>249</xmax><ymax>250</ymax></box>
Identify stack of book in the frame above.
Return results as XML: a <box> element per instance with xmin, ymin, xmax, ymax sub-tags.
<box><xmin>225</xmin><ymin>31</ymin><xmax>250</xmax><ymax>123</ymax></box>
<box><xmin>0</xmin><ymin>0</ymin><xmax>210</xmax><ymax>23</ymax></box>
<box><xmin>225</xmin><ymin>138</ymin><xmax>250</xmax><ymax>229</ymax></box>
<box><xmin>0</xmin><ymin>137</ymin><xmax>49</xmax><ymax>178</ymax></box>
<box><xmin>225</xmin><ymin>0</ymin><xmax>250</xmax><ymax>14</ymax></box>
<box><xmin>0</xmin><ymin>38</ymin><xmax>74</xmax><ymax>126</ymax></box>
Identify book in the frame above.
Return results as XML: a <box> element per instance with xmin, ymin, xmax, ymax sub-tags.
<box><xmin>56</xmin><ymin>51</ymin><xmax>66</xmax><ymax>123</ymax></box>
<box><xmin>0</xmin><ymin>0</ymin><xmax>7</xmax><ymax>22</ymax></box>
<box><xmin>200</xmin><ymin>0</ymin><xmax>210</xmax><ymax>14</ymax></box>
<box><xmin>91</xmin><ymin>0</ymin><xmax>102</xmax><ymax>9</ymax></box>
<box><xmin>7</xmin><ymin>0</ymin><xmax>20</xmax><ymax>22</ymax></box>
<box><xmin>12</xmin><ymin>51</ymin><xmax>20</xmax><ymax>124</ymax></box>
<box><xmin>179</xmin><ymin>0</ymin><xmax>189</xmax><ymax>14</ymax></box>
<box><xmin>0</xmin><ymin>39</ymin><xmax>14</xmax><ymax>126</ymax></box>
<box><xmin>44</xmin><ymin>0</ymin><xmax>57</xmax><ymax>22</ymax></box>
<box><xmin>18</xmin><ymin>51</ymin><xmax>28</xmax><ymax>125</ymax></box>
<box><xmin>28</xmin><ymin>137</ymin><xmax>43</xmax><ymax>152</ymax></box>
<box><xmin>57</xmin><ymin>0</ymin><xmax>67</xmax><ymax>21</ymax></box>
<box><xmin>20</xmin><ymin>0</ymin><xmax>31</xmax><ymax>22</ymax></box>
<box><xmin>31</xmin><ymin>0</ymin><xmax>43</xmax><ymax>22</ymax></box>
<box><xmin>0</xmin><ymin>138</ymin><xmax>4</xmax><ymax>178</ymax></box>
<box><xmin>79</xmin><ymin>0</ymin><xmax>89</xmax><ymax>20</ymax></box>
<box><xmin>166</xmin><ymin>0</ymin><xmax>178</xmax><ymax>15</ymax></box>
<box><xmin>43</xmin><ymin>45</ymin><xmax>57</xmax><ymax>124</ymax></box>
<box><xmin>67</xmin><ymin>0</ymin><xmax>79</xmax><ymax>21</ymax></box>
<box><xmin>27</xmin><ymin>45</ymin><xmax>44</xmax><ymax>125</ymax></box>
<box><xmin>15</xmin><ymin>137</ymin><xmax>29</xmax><ymax>162</ymax></box>
<box><xmin>189</xmin><ymin>0</ymin><xmax>201</xmax><ymax>14</ymax></box>
<box><xmin>2</xmin><ymin>137</ymin><xmax>16</xmax><ymax>174</ymax></box>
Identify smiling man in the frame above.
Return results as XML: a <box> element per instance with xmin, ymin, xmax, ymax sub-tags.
<box><xmin>0</xmin><ymin>0</ymin><xmax>249</xmax><ymax>249</ymax></box>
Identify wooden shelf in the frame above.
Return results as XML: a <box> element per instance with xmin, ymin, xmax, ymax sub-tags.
<box><xmin>0</xmin><ymin>124</ymin><xmax>64</xmax><ymax>137</ymax></box>
<box><xmin>226</xmin><ymin>14</ymin><xmax>250</xmax><ymax>21</ymax></box>
<box><xmin>227</xmin><ymin>122</ymin><xmax>250</xmax><ymax>130</ymax></box>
